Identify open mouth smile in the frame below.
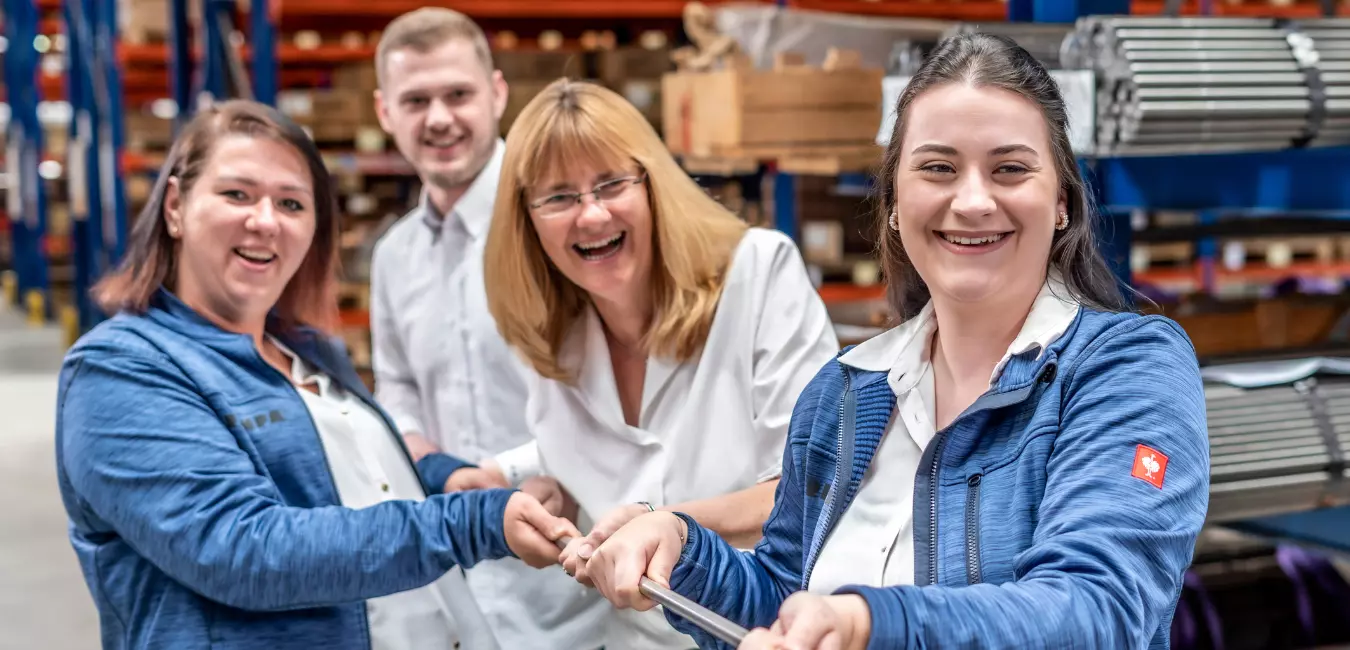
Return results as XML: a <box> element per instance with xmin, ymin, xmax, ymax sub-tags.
<box><xmin>935</xmin><ymin>230</ymin><xmax>1013</xmax><ymax>253</ymax></box>
<box><xmin>234</xmin><ymin>248</ymin><xmax>277</xmax><ymax>267</ymax></box>
<box><xmin>573</xmin><ymin>232</ymin><xmax>626</xmax><ymax>261</ymax></box>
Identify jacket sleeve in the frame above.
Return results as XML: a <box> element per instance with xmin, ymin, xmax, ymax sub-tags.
<box><xmin>416</xmin><ymin>453</ymin><xmax>478</xmax><ymax>495</ymax></box>
<box><xmin>837</xmin><ymin>317</ymin><xmax>1211</xmax><ymax>650</ymax></box>
<box><xmin>662</xmin><ymin>363</ymin><xmax>834</xmax><ymax>647</ymax></box>
<box><xmin>748</xmin><ymin>232</ymin><xmax>841</xmax><ymax>482</ymax></box>
<box><xmin>370</xmin><ymin>236</ymin><xmax>426</xmax><ymax>436</ymax></box>
<box><xmin>57</xmin><ymin>346</ymin><xmax>517</xmax><ymax>613</ymax></box>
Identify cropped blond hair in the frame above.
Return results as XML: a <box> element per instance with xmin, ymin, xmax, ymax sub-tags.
<box><xmin>484</xmin><ymin>79</ymin><xmax>749</xmax><ymax>382</ymax></box>
<box><xmin>375</xmin><ymin>8</ymin><xmax>493</xmax><ymax>87</ymax></box>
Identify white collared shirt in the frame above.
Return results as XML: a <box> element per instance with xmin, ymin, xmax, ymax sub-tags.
<box><xmin>807</xmin><ymin>276</ymin><xmax>1081</xmax><ymax>595</ymax></box>
<box><xmin>369</xmin><ymin>140</ymin><xmax>605</xmax><ymax>649</ymax></box>
<box><xmin>493</xmin><ymin>228</ymin><xmax>842</xmax><ymax>650</ymax></box>
<box><xmin>270</xmin><ymin>338</ymin><xmax>498</xmax><ymax>650</ymax></box>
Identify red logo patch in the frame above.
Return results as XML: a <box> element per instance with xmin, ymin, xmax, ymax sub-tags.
<box><xmin>1131</xmin><ymin>444</ymin><xmax>1168</xmax><ymax>489</ymax></box>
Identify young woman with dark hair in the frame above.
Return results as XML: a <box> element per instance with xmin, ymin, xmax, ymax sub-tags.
<box><xmin>582</xmin><ymin>33</ymin><xmax>1210</xmax><ymax>650</ymax></box>
<box><xmin>55</xmin><ymin>99</ymin><xmax>578</xmax><ymax>650</ymax></box>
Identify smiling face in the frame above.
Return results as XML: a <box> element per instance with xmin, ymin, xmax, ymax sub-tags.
<box><xmin>376</xmin><ymin>40</ymin><xmax>506</xmax><ymax>195</ymax></box>
<box><xmin>165</xmin><ymin>134</ymin><xmax>317</xmax><ymax>328</ymax></box>
<box><xmin>894</xmin><ymin>82</ymin><xmax>1064</xmax><ymax>310</ymax></box>
<box><xmin>526</xmin><ymin>159</ymin><xmax>653</xmax><ymax>308</ymax></box>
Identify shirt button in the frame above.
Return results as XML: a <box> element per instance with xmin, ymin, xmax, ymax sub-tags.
<box><xmin>381</xmin><ymin>483</ymin><xmax>390</xmax><ymax>493</ymax></box>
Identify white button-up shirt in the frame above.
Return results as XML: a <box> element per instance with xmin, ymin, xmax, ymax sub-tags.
<box><xmin>807</xmin><ymin>276</ymin><xmax>1081</xmax><ymax>595</ymax></box>
<box><xmin>492</xmin><ymin>228</ymin><xmax>842</xmax><ymax>649</ymax></box>
<box><xmin>369</xmin><ymin>140</ymin><xmax>605</xmax><ymax>649</ymax></box>
<box><xmin>272</xmin><ymin>338</ymin><xmax>497</xmax><ymax>650</ymax></box>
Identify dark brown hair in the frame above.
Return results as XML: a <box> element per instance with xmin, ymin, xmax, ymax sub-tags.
<box><xmin>876</xmin><ymin>33</ymin><xmax>1130</xmax><ymax>320</ymax></box>
<box><xmin>93</xmin><ymin>99</ymin><xmax>340</xmax><ymax>333</ymax></box>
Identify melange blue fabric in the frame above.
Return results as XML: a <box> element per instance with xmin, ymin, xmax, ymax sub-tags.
<box><xmin>666</xmin><ymin>308</ymin><xmax>1212</xmax><ymax>650</ymax></box>
<box><xmin>54</xmin><ymin>288</ymin><xmax>516</xmax><ymax>650</ymax></box>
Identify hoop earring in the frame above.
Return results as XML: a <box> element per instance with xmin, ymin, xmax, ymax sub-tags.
<box><xmin>888</xmin><ymin>211</ymin><xmax>899</xmax><ymax>231</ymax></box>
<box><xmin>1056</xmin><ymin>211</ymin><xmax>1069</xmax><ymax>231</ymax></box>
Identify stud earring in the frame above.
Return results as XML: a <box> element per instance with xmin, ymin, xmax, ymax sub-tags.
<box><xmin>1056</xmin><ymin>211</ymin><xmax>1069</xmax><ymax>231</ymax></box>
<box><xmin>888</xmin><ymin>211</ymin><xmax>899</xmax><ymax>231</ymax></box>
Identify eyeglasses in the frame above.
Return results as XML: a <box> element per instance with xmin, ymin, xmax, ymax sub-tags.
<box><xmin>527</xmin><ymin>173</ymin><xmax>647</xmax><ymax>220</ymax></box>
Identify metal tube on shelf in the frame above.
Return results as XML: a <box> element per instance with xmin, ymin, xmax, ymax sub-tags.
<box><xmin>1122</xmin><ymin>50</ymin><xmax>1296</xmax><ymax>63</ymax></box>
<box><xmin>1126</xmin><ymin>118</ymin><xmax>1312</xmax><ymax>134</ymax></box>
<box><xmin>1070</xmin><ymin>14</ymin><xmax>1350</xmax><ymax>156</ymax></box>
<box><xmin>1120</xmin><ymin>39</ymin><xmax>1290</xmax><ymax>50</ymax></box>
<box><xmin>1131</xmin><ymin>87</ymin><xmax>1311</xmax><ymax>100</ymax></box>
<box><xmin>1111</xmin><ymin>28</ymin><xmax>1287</xmax><ymax>40</ymax></box>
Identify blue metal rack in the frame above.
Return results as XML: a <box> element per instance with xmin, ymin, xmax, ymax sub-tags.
<box><xmin>3</xmin><ymin>0</ymin><xmax>52</xmax><ymax>319</ymax></box>
<box><xmin>64</xmin><ymin>0</ymin><xmax>127</xmax><ymax>332</ymax></box>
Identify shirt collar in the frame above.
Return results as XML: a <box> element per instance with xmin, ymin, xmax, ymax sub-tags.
<box><xmin>839</xmin><ymin>271</ymin><xmax>1081</xmax><ymax>394</ymax></box>
<box><xmin>418</xmin><ymin>138</ymin><xmax>505</xmax><ymax>242</ymax></box>
<box><xmin>269</xmin><ymin>336</ymin><xmax>334</xmax><ymax>397</ymax></box>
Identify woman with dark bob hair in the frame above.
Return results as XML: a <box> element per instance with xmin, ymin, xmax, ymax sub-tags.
<box><xmin>54</xmin><ymin>99</ymin><xmax>578</xmax><ymax>650</ymax></box>
<box><xmin>583</xmin><ymin>33</ymin><xmax>1210</xmax><ymax>649</ymax></box>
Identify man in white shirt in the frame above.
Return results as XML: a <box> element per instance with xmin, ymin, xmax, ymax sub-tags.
<box><xmin>368</xmin><ymin>8</ymin><xmax>606</xmax><ymax>649</ymax></box>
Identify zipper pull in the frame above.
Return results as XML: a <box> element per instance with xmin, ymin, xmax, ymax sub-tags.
<box><xmin>968</xmin><ymin>474</ymin><xmax>982</xmax><ymax>487</ymax></box>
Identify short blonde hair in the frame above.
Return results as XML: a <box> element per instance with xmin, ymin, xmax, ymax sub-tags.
<box><xmin>484</xmin><ymin>79</ymin><xmax>749</xmax><ymax>382</ymax></box>
<box><xmin>375</xmin><ymin>8</ymin><xmax>494</xmax><ymax>87</ymax></box>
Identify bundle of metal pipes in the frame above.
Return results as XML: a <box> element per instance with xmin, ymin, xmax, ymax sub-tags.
<box><xmin>1064</xmin><ymin>16</ymin><xmax>1350</xmax><ymax>157</ymax></box>
<box><xmin>1202</xmin><ymin>364</ymin><xmax>1350</xmax><ymax>524</ymax></box>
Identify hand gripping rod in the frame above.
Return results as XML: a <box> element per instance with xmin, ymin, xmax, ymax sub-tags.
<box><xmin>554</xmin><ymin>536</ymin><xmax>749</xmax><ymax>646</ymax></box>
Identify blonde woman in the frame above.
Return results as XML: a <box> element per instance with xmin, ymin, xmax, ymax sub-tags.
<box><xmin>475</xmin><ymin>79</ymin><xmax>841</xmax><ymax>648</ymax></box>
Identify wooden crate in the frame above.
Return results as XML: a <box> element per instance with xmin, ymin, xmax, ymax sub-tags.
<box><xmin>662</xmin><ymin>48</ymin><xmax>883</xmax><ymax>159</ymax></box>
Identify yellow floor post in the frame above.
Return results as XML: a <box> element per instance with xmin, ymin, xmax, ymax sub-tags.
<box><xmin>25</xmin><ymin>290</ymin><xmax>46</xmax><ymax>327</ymax></box>
<box><xmin>1</xmin><ymin>271</ymin><xmax>16</xmax><ymax>306</ymax></box>
<box><xmin>60</xmin><ymin>305</ymin><xmax>80</xmax><ymax>349</ymax></box>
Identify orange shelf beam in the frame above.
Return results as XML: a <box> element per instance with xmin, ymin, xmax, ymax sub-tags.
<box><xmin>818</xmin><ymin>283</ymin><xmax>885</xmax><ymax>304</ymax></box>
<box><xmin>1131</xmin><ymin>0</ymin><xmax>1350</xmax><ymax>16</ymax></box>
<box><xmin>1134</xmin><ymin>261</ymin><xmax>1350</xmax><ymax>287</ymax></box>
<box><xmin>275</xmin><ymin>0</ymin><xmax>763</xmax><ymax>18</ymax></box>
<box><xmin>789</xmin><ymin>0</ymin><xmax>1007</xmax><ymax>20</ymax></box>
<box><xmin>118</xmin><ymin>42</ymin><xmax>378</xmax><ymax>67</ymax></box>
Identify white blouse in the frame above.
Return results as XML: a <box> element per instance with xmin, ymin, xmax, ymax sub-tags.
<box><xmin>491</xmin><ymin>228</ymin><xmax>842</xmax><ymax>649</ymax></box>
<box><xmin>807</xmin><ymin>277</ymin><xmax>1081</xmax><ymax>595</ymax></box>
<box><xmin>272</xmin><ymin>339</ymin><xmax>500</xmax><ymax>650</ymax></box>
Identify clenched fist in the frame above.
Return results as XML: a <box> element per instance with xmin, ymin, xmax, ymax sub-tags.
<box><xmin>502</xmin><ymin>491</ymin><xmax>581</xmax><ymax>568</ymax></box>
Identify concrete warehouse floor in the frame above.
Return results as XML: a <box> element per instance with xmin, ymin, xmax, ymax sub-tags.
<box><xmin>0</xmin><ymin>306</ymin><xmax>100</xmax><ymax>649</ymax></box>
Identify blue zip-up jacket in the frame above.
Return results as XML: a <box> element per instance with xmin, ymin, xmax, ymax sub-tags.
<box><xmin>54</xmin><ymin>289</ymin><xmax>515</xmax><ymax>650</ymax></box>
<box><xmin>665</xmin><ymin>309</ymin><xmax>1210</xmax><ymax>649</ymax></box>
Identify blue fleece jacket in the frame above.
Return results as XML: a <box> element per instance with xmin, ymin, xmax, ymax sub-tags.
<box><xmin>665</xmin><ymin>309</ymin><xmax>1211</xmax><ymax>649</ymax></box>
<box><xmin>54</xmin><ymin>289</ymin><xmax>514</xmax><ymax>650</ymax></box>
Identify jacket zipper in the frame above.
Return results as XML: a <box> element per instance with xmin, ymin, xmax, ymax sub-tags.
<box><xmin>922</xmin><ymin>361</ymin><xmax>1055</xmax><ymax>586</ymax></box>
<box><xmin>964</xmin><ymin>473</ymin><xmax>983</xmax><ymax>585</ymax></box>
<box><xmin>927</xmin><ymin>432</ymin><xmax>948</xmax><ymax>585</ymax></box>
<box><xmin>803</xmin><ymin>367</ymin><xmax>851</xmax><ymax>587</ymax></box>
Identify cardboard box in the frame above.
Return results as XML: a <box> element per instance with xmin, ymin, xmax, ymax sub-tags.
<box><xmin>597</xmin><ymin>47</ymin><xmax>673</xmax><ymax>86</ymax></box>
<box><xmin>662</xmin><ymin>55</ymin><xmax>883</xmax><ymax>157</ymax></box>
<box><xmin>124</xmin><ymin>113</ymin><xmax>174</xmax><ymax>151</ymax></box>
<box><xmin>494</xmin><ymin>50</ymin><xmax>584</xmax><ymax>83</ymax></box>
<box><xmin>502</xmin><ymin>79</ymin><xmax>555</xmax><ymax>135</ymax></box>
